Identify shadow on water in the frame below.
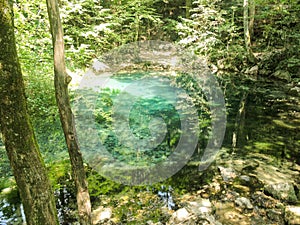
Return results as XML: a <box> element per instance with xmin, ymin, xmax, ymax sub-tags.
<box><xmin>224</xmin><ymin>80</ymin><xmax>300</xmax><ymax>164</ymax></box>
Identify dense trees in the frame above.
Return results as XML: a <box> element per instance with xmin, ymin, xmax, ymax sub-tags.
<box><xmin>0</xmin><ymin>0</ymin><xmax>59</xmax><ymax>224</ymax></box>
<box><xmin>0</xmin><ymin>0</ymin><xmax>299</xmax><ymax>223</ymax></box>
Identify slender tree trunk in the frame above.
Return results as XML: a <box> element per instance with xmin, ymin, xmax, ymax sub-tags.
<box><xmin>232</xmin><ymin>92</ymin><xmax>248</xmax><ymax>149</ymax></box>
<box><xmin>249</xmin><ymin>0</ymin><xmax>255</xmax><ymax>37</ymax></box>
<box><xmin>0</xmin><ymin>1</ymin><xmax>59</xmax><ymax>224</ymax></box>
<box><xmin>45</xmin><ymin>0</ymin><xmax>92</xmax><ymax>224</ymax></box>
<box><xmin>243</xmin><ymin>0</ymin><xmax>256</xmax><ymax>63</ymax></box>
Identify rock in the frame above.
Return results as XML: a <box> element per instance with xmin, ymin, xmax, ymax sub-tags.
<box><xmin>168</xmin><ymin>204</ymin><xmax>221</xmax><ymax>225</ymax></box>
<box><xmin>285</xmin><ymin>206</ymin><xmax>300</xmax><ymax>225</ymax></box>
<box><xmin>197</xmin><ymin>214</ymin><xmax>222</xmax><ymax>225</ymax></box>
<box><xmin>169</xmin><ymin>208</ymin><xmax>190</xmax><ymax>223</ymax></box>
<box><xmin>92</xmin><ymin>207</ymin><xmax>112</xmax><ymax>224</ymax></box>
<box><xmin>264</xmin><ymin>182</ymin><xmax>298</xmax><ymax>203</ymax></box>
<box><xmin>186</xmin><ymin>198</ymin><xmax>212</xmax><ymax>215</ymax></box>
<box><xmin>218</xmin><ymin>166</ymin><xmax>238</xmax><ymax>182</ymax></box>
<box><xmin>235</xmin><ymin>197</ymin><xmax>253</xmax><ymax>210</ymax></box>
<box><xmin>239</xmin><ymin>175</ymin><xmax>251</xmax><ymax>183</ymax></box>
<box><xmin>254</xmin><ymin>163</ymin><xmax>294</xmax><ymax>188</ymax></box>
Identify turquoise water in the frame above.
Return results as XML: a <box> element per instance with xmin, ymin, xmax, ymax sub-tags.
<box><xmin>1</xmin><ymin>71</ymin><xmax>299</xmax><ymax>223</ymax></box>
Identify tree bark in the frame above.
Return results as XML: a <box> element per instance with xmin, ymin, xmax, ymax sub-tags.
<box><xmin>243</xmin><ymin>0</ymin><xmax>256</xmax><ymax>63</ymax></box>
<box><xmin>45</xmin><ymin>0</ymin><xmax>92</xmax><ymax>224</ymax></box>
<box><xmin>249</xmin><ymin>0</ymin><xmax>255</xmax><ymax>37</ymax></box>
<box><xmin>232</xmin><ymin>92</ymin><xmax>248</xmax><ymax>149</ymax></box>
<box><xmin>0</xmin><ymin>1</ymin><xmax>59</xmax><ymax>224</ymax></box>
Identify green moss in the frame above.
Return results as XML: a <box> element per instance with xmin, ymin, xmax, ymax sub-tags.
<box><xmin>254</xmin><ymin>142</ymin><xmax>272</xmax><ymax>151</ymax></box>
<box><xmin>47</xmin><ymin>159</ymin><xmax>72</xmax><ymax>189</ymax></box>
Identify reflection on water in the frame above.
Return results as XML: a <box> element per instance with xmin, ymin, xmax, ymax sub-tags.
<box><xmin>0</xmin><ymin>198</ymin><xmax>25</xmax><ymax>225</ymax></box>
<box><xmin>0</xmin><ymin>72</ymin><xmax>299</xmax><ymax>223</ymax></box>
<box><xmin>0</xmin><ymin>187</ymin><xmax>76</xmax><ymax>225</ymax></box>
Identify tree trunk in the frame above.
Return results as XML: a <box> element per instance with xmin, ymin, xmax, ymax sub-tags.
<box><xmin>249</xmin><ymin>0</ymin><xmax>255</xmax><ymax>37</ymax></box>
<box><xmin>45</xmin><ymin>0</ymin><xmax>92</xmax><ymax>224</ymax></box>
<box><xmin>232</xmin><ymin>92</ymin><xmax>248</xmax><ymax>149</ymax></box>
<box><xmin>243</xmin><ymin>0</ymin><xmax>256</xmax><ymax>63</ymax></box>
<box><xmin>0</xmin><ymin>1</ymin><xmax>59</xmax><ymax>224</ymax></box>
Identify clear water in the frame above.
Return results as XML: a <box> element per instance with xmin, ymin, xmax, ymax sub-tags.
<box><xmin>1</xmin><ymin>71</ymin><xmax>299</xmax><ymax>223</ymax></box>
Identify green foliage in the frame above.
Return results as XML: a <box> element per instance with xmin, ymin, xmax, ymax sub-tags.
<box><xmin>88</xmin><ymin>70</ymin><xmax>214</xmax><ymax>169</ymax></box>
<box><xmin>47</xmin><ymin>159</ymin><xmax>73</xmax><ymax>190</ymax></box>
<box><xmin>6</xmin><ymin>0</ymin><xmax>300</xmax><ymax>223</ymax></box>
<box><xmin>170</xmin><ymin>72</ymin><xmax>212</xmax><ymax>147</ymax></box>
<box><xmin>0</xmin><ymin>147</ymin><xmax>12</xmax><ymax>185</ymax></box>
<box><xmin>13</xmin><ymin>0</ymin><xmax>68</xmax><ymax>161</ymax></box>
<box><xmin>175</xmin><ymin>0</ymin><xmax>247</xmax><ymax>71</ymax></box>
<box><xmin>255</xmin><ymin>0</ymin><xmax>300</xmax><ymax>48</ymax></box>
<box><xmin>93</xmin><ymin>85</ymin><xmax>180</xmax><ymax>166</ymax></box>
<box><xmin>86</xmin><ymin>169</ymin><xmax>123</xmax><ymax>197</ymax></box>
<box><xmin>61</xmin><ymin>0</ymin><xmax>164</xmax><ymax>67</ymax></box>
